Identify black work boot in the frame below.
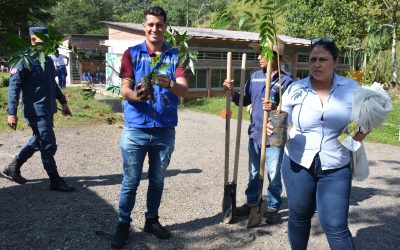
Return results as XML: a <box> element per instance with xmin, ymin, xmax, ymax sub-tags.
<box><xmin>236</xmin><ymin>203</ymin><xmax>252</xmax><ymax>217</ymax></box>
<box><xmin>3</xmin><ymin>157</ymin><xmax>27</xmax><ymax>184</ymax></box>
<box><xmin>111</xmin><ymin>222</ymin><xmax>130</xmax><ymax>249</ymax></box>
<box><xmin>48</xmin><ymin>172</ymin><xmax>75</xmax><ymax>192</ymax></box>
<box><xmin>264</xmin><ymin>208</ymin><xmax>281</xmax><ymax>224</ymax></box>
<box><xmin>143</xmin><ymin>216</ymin><xmax>171</xmax><ymax>239</ymax></box>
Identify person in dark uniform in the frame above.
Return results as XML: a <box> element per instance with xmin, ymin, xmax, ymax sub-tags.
<box><xmin>3</xmin><ymin>26</ymin><xmax>75</xmax><ymax>192</ymax></box>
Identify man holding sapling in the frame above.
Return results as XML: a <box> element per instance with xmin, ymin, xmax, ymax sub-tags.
<box><xmin>223</xmin><ymin>44</ymin><xmax>293</xmax><ymax>224</ymax></box>
<box><xmin>111</xmin><ymin>6</ymin><xmax>188</xmax><ymax>249</ymax></box>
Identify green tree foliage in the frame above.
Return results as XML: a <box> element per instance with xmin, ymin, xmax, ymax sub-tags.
<box><xmin>0</xmin><ymin>0</ymin><xmax>58</xmax><ymax>37</ymax></box>
<box><xmin>0</xmin><ymin>0</ymin><xmax>58</xmax><ymax>59</ymax></box>
<box><xmin>50</xmin><ymin>0</ymin><xmax>114</xmax><ymax>35</ymax></box>
<box><xmin>111</xmin><ymin>0</ymin><xmax>147</xmax><ymax>23</ymax></box>
<box><xmin>50</xmin><ymin>0</ymin><xmax>230</xmax><ymax>32</ymax></box>
<box><xmin>112</xmin><ymin>0</ymin><xmax>230</xmax><ymax>27</ymax></box>
<box><xmin>284</xmin><ymin>0</ymin><xmax>371</xmax><ymax>48</ymax></box>
<box><xmin>284</xmin><ymin>0</ymin><xmax>400</xmax><ymax>86</ymax></box>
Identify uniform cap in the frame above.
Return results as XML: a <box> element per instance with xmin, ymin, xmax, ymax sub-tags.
<box><xmin>29</xmin><ymin>26</ymin><xmax>48</xmax><ymax>36</ymax></box>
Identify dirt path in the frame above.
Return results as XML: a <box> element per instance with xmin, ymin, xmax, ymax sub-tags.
<box><xmin>0</xmin><ymin>109</ymin><xmax>399</xmax><ymax>249</ymax></box>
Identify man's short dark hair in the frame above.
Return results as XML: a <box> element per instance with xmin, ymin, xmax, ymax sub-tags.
<box><xmin>144</xmin><ymin>6</ymin><xmax>167</xmax><ymax>24</ymax></box>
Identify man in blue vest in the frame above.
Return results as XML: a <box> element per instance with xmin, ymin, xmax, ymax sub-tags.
<box><xmin>111</xmin><ymin>6</ymin><xmax>188</xmax><ymax>248</ymax></box>
<box><xmin>4</xmin><ymin>26</ymin><xmax>75</xmax><ymax>192</ymax></box>
<box><xmin>223</xmin><ymin>44</ymin><xmax>293</xmax><ymax>225</ymax></box>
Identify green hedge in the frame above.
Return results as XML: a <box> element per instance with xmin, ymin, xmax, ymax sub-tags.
<box><xmin>0</xmin><ymin>72</ymin><xmax>9</xmax><ymax>88</ymax></box>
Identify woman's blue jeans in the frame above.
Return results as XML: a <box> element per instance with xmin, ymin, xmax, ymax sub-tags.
<box><xmin>282</xmin><ymin>153</ymin><xmax>355</xmax><ymax>250</ymax></box>
<box><xmin>246</xmin><ymin>138</ymin><xmax>283</xmax><ymax>209</ymax></box>
<box><xmin>118</xmin><ymin>127</ymin><xmax>175</xmax><ymax>223</ymax></box>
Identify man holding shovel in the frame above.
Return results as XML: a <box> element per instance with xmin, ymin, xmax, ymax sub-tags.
<box><xmin>223</xmin><ymin>44</ymin><xmax>293</xmax><ymax>224</ymax></box>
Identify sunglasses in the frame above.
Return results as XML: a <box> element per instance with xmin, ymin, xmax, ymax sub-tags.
<box><xmin>311</xmin><ymin>38</ymin><xmax>334</xmax><ymax>46</ymax></box>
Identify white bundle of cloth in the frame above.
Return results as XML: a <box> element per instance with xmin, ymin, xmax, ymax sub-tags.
<box><xmin>352</xmin><ymin>82</ymin><xmax>392</xmax><ymax>131</ymax></box>
<box><xmin>342</xmin><ymin>82</ymin><xmax>392</xmax><ymax>181</ymax></box>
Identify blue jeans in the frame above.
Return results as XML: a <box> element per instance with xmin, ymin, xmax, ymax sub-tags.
<box><xmin>118</xmin><ymin>127</ymin><xmax>175</xmax><ymax>223</ymax></box>
<box><xmin>17</xmin><ymin>115</ymin><xmax>58</xmax><ymax>173</ymax></box>
<box><xmin>246</xmin><ymin>138</ymin><xmax>283</xmax><ymax>209</ymax></box>
<box><xmin>56</xmin><ymin>66</ymin><xmax>67</xmax><ymax>88</ymax></box>
<box><xmin>282</xmin><ymin>153</ymin><xmax>355</xmax><ymax>250</ymax></box>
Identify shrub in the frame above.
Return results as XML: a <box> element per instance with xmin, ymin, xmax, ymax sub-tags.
<box><xmin>0</xmin><ymin>73</ymin><xmax>10</xmax><ymax>88</ymax></box>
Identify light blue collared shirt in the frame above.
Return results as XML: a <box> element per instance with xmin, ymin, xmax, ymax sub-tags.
<box><xmin>281</xmin><ymin>73</ymin><xmax>360</xmax><ymax>170</ymax></box>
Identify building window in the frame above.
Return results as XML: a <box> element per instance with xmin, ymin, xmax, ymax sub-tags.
<box><xmin>339</xmin><ymin>56</ymin><xmax>349</xmax><ymax>65</ymax></box>
<box><xmin>296</xmin><ymin>69</ymin><xmax>309</xmax><ymax>79</ymax></box>
<box><xmin>188</xmin><ymin>69</ymin><xmax>207</xmax><ymax>89</ymax></box>
<box><xmin>211</xmin><ymin>68</ymin><xmax>227</xmax><ymax>88</ymax></box>
<box><xmin>281</xmin><ymin>63</ymin><xmax>291</xmax><ymax>73</ymax></box>
<box><xmin>297</xmin><ymin>54</ymin><xmax>309</xmax><ymax>63</ymax></box>
<box><xmin>203</xmin><ymin>51</ymin><xmax>223</xmax><ymax>60</ymax></box>
<box><xmin>247</xmin><ymin>53</ymin><xmax>259</xmax><ymax>61</ymax></box>
<box><xmin>233</xmin><ymin>69</ymin><xmax>254</xmax><ymax>86</ymax></box>
<box><xmin>197</xmin><ymin>51</ymin><xmax>258</xmax><ymax>61</ymax></box>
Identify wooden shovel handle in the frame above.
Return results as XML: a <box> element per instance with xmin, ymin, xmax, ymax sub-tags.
<box><xmin>224</xmin><ymin>52</ymin><xmax>232</xmax><ymax>185</ymax></box>
<box><xmin>259</xmin><ymin>60</ymin><xmax>272</xmax><ymax>184</ymax></box>
<box><xmin>233</xmin><ymin>53</ymin><xmax>246</xmax><ymax>183</ymax></box>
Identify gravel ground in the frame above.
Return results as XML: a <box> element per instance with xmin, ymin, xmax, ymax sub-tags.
<box><xmin>0</xmin><ymin>108</ymin><xmax>399</xmax><ymax>249</ymax></box>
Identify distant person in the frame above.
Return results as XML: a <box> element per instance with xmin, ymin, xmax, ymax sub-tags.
<box><xmin>99</xmin><ymin>71</ymin><xmax>105</xmax><ymax>84</ymax></box>
<box><xmin>83</xmin><ymin>71</ymin><xmax>92</xmax><ymax>82</ymax></box>
<box><xmin>111</xmin><ymin>6</ymin><xmax>188</xmax><ymax>249</ymax></box>
<box><xmin>95</xmin><ymin>69</ymin><xmax>101</xmax><ymax>84</ymax></box>
<box><xmin>268</xmin><ymin>38</ymin><xmax>367</xmax><ymax>249</ymax></box>
<box><xmin>51</xmin><ymin>50</ymin><xmax>69</xmax><ymax>88</ymax></box>
<box><xmin>4</xmin><ymin>26</ymin><xmax>75</xmax><ymax>192</ymax></box>
<box><xmin>223</xmin><ymin>45</ymin><xmax>293</xmax><ymax>224</ymax></box>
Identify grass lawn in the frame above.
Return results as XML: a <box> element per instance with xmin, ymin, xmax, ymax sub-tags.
<box><xmin>366</xmin><ymin>94</ymin><xmax>400</xmax><ymax>145</ymax></box>
<box><xmin>185</xmin><ymin>95</ymin><xmax>400</xmax><ymax>146</ymax></box>
<box><xmin>184</xmin><ymin>96</ymin><xmax>251</xmax><ymax>122</ymax></box>
<box><xmin>0</xmin><ymin>87</ymin><xmax>123</xmax><ymax>132</ymax></box>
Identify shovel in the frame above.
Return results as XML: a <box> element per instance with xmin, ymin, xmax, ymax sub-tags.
<box><xmin>223</xmin><ymin>53</ymin><xmax>247</xmax><ymax>224</ymax></box>
<box><xmin>222</xmin><ymin>52</ymin><xmax>234</xmax><ymax>222</ymax></box>
<box><xmin>247</xmin><ymin>59</ymin><xmax>272</xmax><ymax>229</ymax></box>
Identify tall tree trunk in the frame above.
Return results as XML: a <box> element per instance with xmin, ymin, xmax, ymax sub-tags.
<box><xmin>391</xmin><ymin>2</ymin><xmax>398</xmax><ymax>83</ymax></box>
<box><xmin>186</xmin><ymin>0</ymin><xmax>189</xmax><ymax>27</ymax></box>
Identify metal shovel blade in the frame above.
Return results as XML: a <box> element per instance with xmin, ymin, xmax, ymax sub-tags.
<box><xmin>222</xmin><ymin>183</ymin><xmax>237</xmax><ymax>224</ymax></box>
<box><xmin>247</xmin><ymin>198</ymin><xmax>265</xmax><ymax>228</ymax></box>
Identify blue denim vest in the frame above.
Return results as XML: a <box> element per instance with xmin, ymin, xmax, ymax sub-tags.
<box><xmin>123</xmin><ymin>42</ymin><xmax>179</xmax><ymax>128</ymax></box>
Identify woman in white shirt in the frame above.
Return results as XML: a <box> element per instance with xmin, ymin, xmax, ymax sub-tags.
<box><xmin>268</xmin><ymin>39</ymin><xmax>367</xmax><ymax>250</ymax></box>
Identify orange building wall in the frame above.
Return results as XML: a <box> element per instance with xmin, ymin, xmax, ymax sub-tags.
<box><xmin>109</xmin><ymin>27</ymin><xmax>145</xmax><ymax>40</ymax></box>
